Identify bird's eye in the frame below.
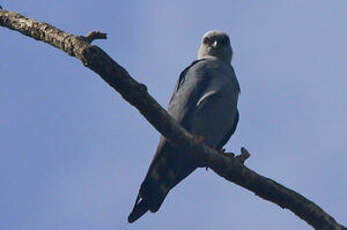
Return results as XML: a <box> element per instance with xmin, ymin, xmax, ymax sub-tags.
<box><xmin>203</xmin><ymin>37</ymin><xmax>211</xmax><ymax>45</ymax></box>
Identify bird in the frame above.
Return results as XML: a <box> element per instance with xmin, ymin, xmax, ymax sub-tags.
<box><xmin>128</xmin><ymin>30</ymin><xmax>240</xmax><ymax>223</ymax></box>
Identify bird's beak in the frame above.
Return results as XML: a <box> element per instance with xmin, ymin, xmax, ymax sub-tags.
<box><xmin>212</xmin><ymin>40</ymin><xmax>218</xmax><ymax>48</ymax></box>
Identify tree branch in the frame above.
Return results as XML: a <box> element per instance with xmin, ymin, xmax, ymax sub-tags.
<box><xmin>1</xmin><ymin>8</ymin><xmax>345</xmax><ymax>230</ymax></box>
<box><xmin>80</xmin><ymin>31</ymin><xmax>107</xmax><ymax>43</ymax></box>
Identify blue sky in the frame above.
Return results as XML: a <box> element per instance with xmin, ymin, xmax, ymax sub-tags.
<box><xmin>1</xmin><ymin>1</ymin><xmax>346</xmax><ymax>229</ymax></box>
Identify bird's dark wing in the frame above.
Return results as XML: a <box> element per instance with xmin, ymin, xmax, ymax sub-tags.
<box><xmin>128</xmin><ymin>59</ymin><xmax>212</xmax><ymax>222</ymax></box>
<box><xmin>216</xmin><ymin>109</ymin><xmax>239</xmax><ymax>150</ymax></box>
<box><xmin>215</xmin><ymin>65</ymin><xmax>240</xmax><ymax>150</ymax></box>
<box><xmin>167</xmin><ymin>59</ymin><xmax>211</xmax><ymax>126</ymax></box>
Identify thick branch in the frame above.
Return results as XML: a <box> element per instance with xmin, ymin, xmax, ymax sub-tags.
<box><xmin>1</xmin><ymin>8</ymin><xmax>345</xmax><ymax>230</ymax></box>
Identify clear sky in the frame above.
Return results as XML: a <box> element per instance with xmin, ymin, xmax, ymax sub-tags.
<box><xmin>1</xmin><ymin>1</ymin><xmax>346</xmax><ymax>229</ymax></box>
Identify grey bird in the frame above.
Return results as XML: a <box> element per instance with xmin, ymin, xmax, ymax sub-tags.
<box><xmin>128</xmin><ymin>30</ymin><xmax>240</xmax><ymax>223</ymax></box>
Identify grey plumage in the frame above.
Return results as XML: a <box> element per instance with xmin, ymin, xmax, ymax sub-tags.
<box><xmin>128</xmin><ymin>30</ymin><xmax>240</xmax><ymax>223</ymax></box>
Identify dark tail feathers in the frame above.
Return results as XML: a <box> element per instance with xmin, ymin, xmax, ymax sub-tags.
<box><xmin>128</xmin><ymin>195</ymin><xmax>149</xmax><ymax>223</ymax></box>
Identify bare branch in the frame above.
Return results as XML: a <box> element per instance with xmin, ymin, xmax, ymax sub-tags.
<box><xmin>80</xmin><ymin>31</ymin><xmax>107</xmax><ymax>44</ymax></box>
<box><xmin>237</xmin><ymin>147</ymin><xmax>251</xmax><ymax>163</ymax></box>
<box><xmin>0</xmin><ymin>8</ymin><xmax>345</xmax><ymax>230</ymax></box>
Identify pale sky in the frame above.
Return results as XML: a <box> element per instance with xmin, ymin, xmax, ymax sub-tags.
<box><xmin>1</xmin><ymin>1</ymin><xmax>346</xmax><ymax>229</ymax></box>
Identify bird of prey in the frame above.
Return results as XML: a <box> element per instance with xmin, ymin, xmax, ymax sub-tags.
<box><xmin>128</xmin><ymin>30</ymin><xmax>240</xmax><ymax>223</ymax></box>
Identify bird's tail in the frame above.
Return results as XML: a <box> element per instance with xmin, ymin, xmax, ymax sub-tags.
<box><xmin>128</xmin><ymin>194</ymin><xmax>149</xmax><ymax>223</ymax></box>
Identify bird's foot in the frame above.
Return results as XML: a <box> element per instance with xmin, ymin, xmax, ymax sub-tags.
<box><xmin>218</xmin><ymin>147</ymin><xmax>251</xmax><ymax>164</ymax></box>
<box><xmin>219</xmin><ymin>149</ymin><xmax>235</xmax><ymax>158</ymax></box>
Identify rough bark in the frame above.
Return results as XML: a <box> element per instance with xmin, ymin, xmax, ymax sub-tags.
<box><xmin>0</xmin><ymin>8</ymin><xmax>345</xmax><ymax>230</ymax></box>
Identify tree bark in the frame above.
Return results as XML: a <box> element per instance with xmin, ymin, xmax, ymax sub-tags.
<box><xmin>0</xmin><ymin>8</ymin><xmax>345</xmax><ymax>230</ymax></box>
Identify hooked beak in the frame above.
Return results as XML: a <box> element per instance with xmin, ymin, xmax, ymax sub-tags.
<box><xmin>211</xmin><ymin>40</ymin><xmax>218</xmax><ymax>48</ymax></box>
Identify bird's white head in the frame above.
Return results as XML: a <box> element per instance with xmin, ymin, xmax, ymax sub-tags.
<box><xmin>198</xmin><ymin>30</ymin><xmax>233</xmax><ymax>63</ymax></box>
